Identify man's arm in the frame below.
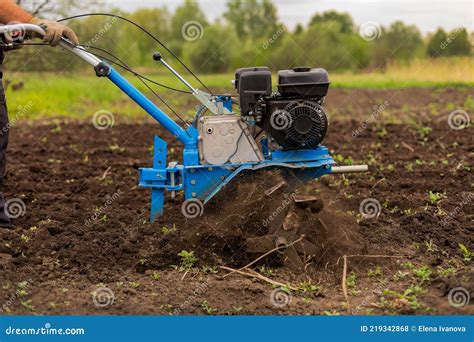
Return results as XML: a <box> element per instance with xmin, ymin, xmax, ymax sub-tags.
<box><xmin>0</xmin><ymin>0</ymin><xmax>78</xmax><ymax>45</ymax></box>
<box><xmin>0</xmin><ymin>0</ymin><xmax>33</xmax><ymax>24</ymax></box>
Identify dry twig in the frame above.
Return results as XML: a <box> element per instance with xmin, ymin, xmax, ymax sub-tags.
<box><xmin>220</xmin><ymin>266</ymin><xmax>297</xmax><ymax>291</ymax></box>
<box><xmin>223</xmin><ymin>235</ymin><xmax>305</xmax><ymax>278</ymax></box>
<box><xmin>342</xmin><ymin>255</ymin><xmax>350</xmax><ymax>313</ymax></box>
<box><xmin>99</xmin><ymin>166</ymin><xmax>112</xmax><ymax>181</ymax></box>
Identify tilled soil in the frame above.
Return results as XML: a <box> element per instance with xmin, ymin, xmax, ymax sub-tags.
<box><xmin>0</xmin><ymin>87</ymin><xmax>473</xmax><ymax>315</ymax></box>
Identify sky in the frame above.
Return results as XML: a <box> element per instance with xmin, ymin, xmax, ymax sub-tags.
<box><xmin>105</xmin><ymin>0</ymin><xmax>474</xmax><ymax>34</ymax></box>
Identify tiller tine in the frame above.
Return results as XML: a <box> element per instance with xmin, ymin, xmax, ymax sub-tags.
<box><xmin>246</xmin><ymin>183</ymin><xmax>324</xmax><ymax>271</ymax></box>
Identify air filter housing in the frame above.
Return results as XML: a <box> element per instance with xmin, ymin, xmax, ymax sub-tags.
<box><xmin>278</xmin><ymin>67</ymin><xmax>329</xmax><ymax>98</ymax></box>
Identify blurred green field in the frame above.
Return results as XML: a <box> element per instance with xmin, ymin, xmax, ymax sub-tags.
<box><xmin>4</xmin><ymin>57</ymin><xmax>473</xmax><ymax>120</ymax></box>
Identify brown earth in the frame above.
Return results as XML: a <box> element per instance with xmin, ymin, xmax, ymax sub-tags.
<box><xmin>0</xmin><ymin>87</ymin><xmax>473</xmax><ymax>315</ymax></box>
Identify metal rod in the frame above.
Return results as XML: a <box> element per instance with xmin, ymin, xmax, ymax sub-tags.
<box><xmin>107</xmin><ymin>67</ymin><xmax>194</xmax><ymax>146</ymax></box>
<box><xmin>58</xmin><ymin>39</ymin><xmax>102</xmax><ymax>67</ymax></box>
<box><xmin>331</xmin><ymin>165</ymin><xmax>369</xmax><ymax>173</ymax></box>
<box><xmin>159</xmin><ymin>58</ymin><xmax>196</xmax><ymax>93</ymax></box>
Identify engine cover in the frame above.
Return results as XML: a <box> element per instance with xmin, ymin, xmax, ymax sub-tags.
<box><xmin>263</xmin><ymin>100</ymin><xmax>328</xmax><ymax>150</ymax></box>
<box><xmin>198</xmin><ymin>115</ymin><xmax>263</xmax><ymax>165</ymax></box>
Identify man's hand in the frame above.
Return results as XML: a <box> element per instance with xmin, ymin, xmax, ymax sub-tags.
<box><xmin>29</xmin><ymin>18</ymin><xmax>79</xmax><ymax>46</ymax></box>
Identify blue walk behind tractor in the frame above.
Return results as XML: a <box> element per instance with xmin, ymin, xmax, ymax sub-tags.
<box><xmin>0</xmin><ymin>23</ymin><xmax>368</xmax><ymax>268</ymax></box>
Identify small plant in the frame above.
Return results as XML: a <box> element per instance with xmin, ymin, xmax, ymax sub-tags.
<box><xmin>436</xmin><ymin>266</ymin><xmax>456</xmax><ymax>278</ymax></box>
<box><xmin>48</xmin><ymin>302</ymin><xmax>58</xmax><ymax>309</ymax></box>
<box><xmin>341</xmin><ymin>174</ymin><xmax>350</xmax><ymax>187</ymax></box>
<box><xmin>102</xmin><ymin>178</ymin><xmax>114</xmax><ymax>186</ymax></box>
<box><xmin>138</xmin><ymin>258</ymin><xmax>148</xmax><ymax>266</ymax></box>
<box><xmin>147</xmin><ymin>145</ymin><xmax>154</xmax><ymax>155</ymax></box>
<box><xmin>458</xmin><ymin>243</ymin><xmax>473</xmax><ymax>262</ymax></box>
<box><xmin>435</xmin><ymin>207</ymin><xmax>446</xmax><ymax>217</ymax></box>
<box><xmin>200</xmin><ymin>301</ymin><xmax>216</xmax><ymax>315</ymax></box>
<box><xmin>368</xmin><ymin>266</ymin><xmax>382</xmax><ymax>277</ymax></box>
<box><xmin>427</xmin><ymin>191</ymin><xmax>445</xmax><ymax>205</ymax></box>
<box><xmin>108</xmin><ymin>144</ymin><xmax>125</xmax><ymax>153</ymax></box>
<box><xmin>382</xmin><ymin>286</ymin><xmax>425</xmax><ymax>310</ymax></box>
<box><xmin>296</xmin><ymin>280</ymin><xmax>322</xmax><ymax>294</ymax></box>
<box><xmin>257</xmin><ymin>266</ymin><xmax>273</xmax><ymax>277</ymax></box>
<box><xmin>323</xmin><ymin>310</ymin><xmax>341</xmax><ymax>316</ymax></box>
<box><xmin>159</xmin><ymin>304</ymin><xmax>174</xmax><ymax>310</ymax></box>
<box><xmin>417</xmin><ymin>126</ymin><xmax>432</xmax><ymax>140</ymax></box>
<box><xmin>151</xmin><ymin>272</ymin><xmax>161</xmax><ymax>281</ymax></box>
<box><xmin>346</xmin><ymin>272</ymin><xmax>357</xmax><ymax>289</ymax></box>
<box><xmin>17</xmin><ymin>281</ymin><xmax>29</xmax><ymax>290</ymax></box>
<box><xmin>17</xmin><ymin>288</ymin><xmax>28</xmax><ymax>297</ymax></box>
<box><xmin>333</xmin><ymin>154</ymin><xmax>354</xmax><ymax>166</ymax></box>
<box><xmin>51</xmin><ymin>122</ymin><xmax>62</xmax><ymax>133</ymax></box>
<box><xmin>178</xmin><ymin>250</ymin><xmax>197</xmax><ymax>271</ymax></box>
<box><xmin>232</xmin><ymin>306</ymin><xmax>243</xmax><ymax>312</ymax></box>
<box><xmin>161</xmin><ymin>224</ymin><xmax>177</xmax><ymax>235</ymax></box>
<box><xmin>20</xmin><ymin>234</ymin><xmax>29</xmax><ymax>243</ymax></box>
<box><xmin>20</xmin><ymin>300</ymin><xmax>35</xmax><ymax>311</ymax></box>
<box><xmin>344</xmin><ymin>156</ymin><xmax>354</xmax><ymax>165</ymax></box>
<box><xmin>412</xmin><ymin>266</ymin><xmax>432</xmax><ymax>282</ymax></box>
<box><xmin>202</xmin><ymin>265</ymin><xmax>218</xmax><ymax>274</ymax></box>
<box><xmin>129</xmin><ymin>281</ymin><xmax>141</xmax><ymax>289</ymax></box>
<box><xmin>376</xmin><ymin>127</ymin><xmax>388</xmax><ymax>138</ymax></box>
<box><xmin>425</xmin><ymin>240</ymin><xmax>436</xmax><ymax>252</ymax></box>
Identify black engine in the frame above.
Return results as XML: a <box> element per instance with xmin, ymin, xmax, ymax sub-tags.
<box><xmin>234</xmin><ymin>66</ymin><xmax>329</xmax><ymax>150</ymax></box>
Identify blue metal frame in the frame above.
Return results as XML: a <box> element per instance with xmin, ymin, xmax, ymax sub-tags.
<box><xmin>102</xmin><ymin>64</ymin><xmax>335</xmax><ymax>222</ymax></box>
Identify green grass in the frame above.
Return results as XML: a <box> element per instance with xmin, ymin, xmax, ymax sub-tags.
<box><xmin>4</xmin><ymin>57</ymin><xmax>473</xmax><ymax>120</ymax></box>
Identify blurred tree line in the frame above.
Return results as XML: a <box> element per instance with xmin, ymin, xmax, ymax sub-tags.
<box><xmin>4</xmin><ymin>0</ymin><xmax>472</xmax><ymax>73</ymax></box>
